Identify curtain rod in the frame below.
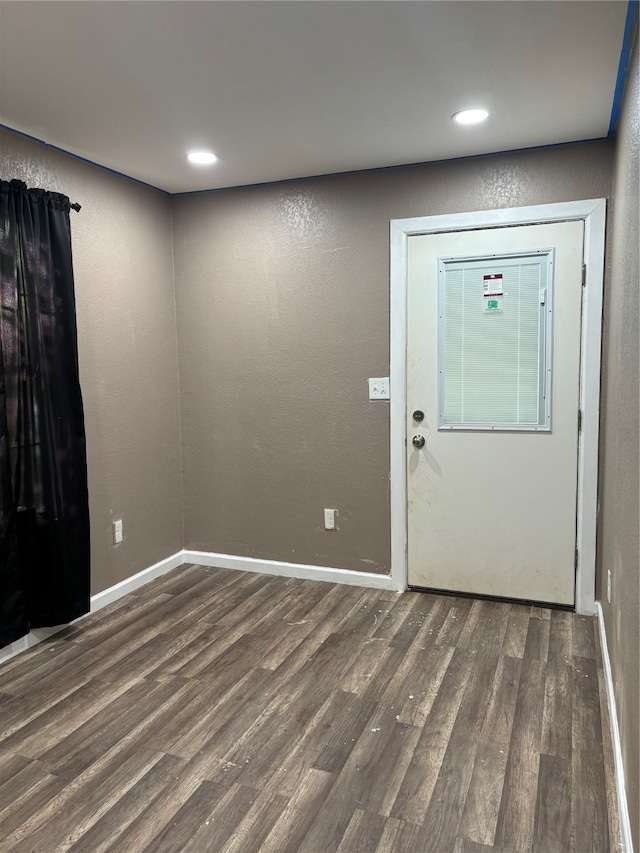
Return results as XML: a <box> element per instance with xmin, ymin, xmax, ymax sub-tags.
<box><xmin>70</xmin><ymin>202</ymin><xmax>81</xmax><ymax>212</ymax></box>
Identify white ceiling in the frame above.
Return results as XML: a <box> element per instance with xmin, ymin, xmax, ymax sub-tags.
<box><xmin>0</xmin><ymin>1</ymin><xmax>629</xmax><ymax>194</ymax></box>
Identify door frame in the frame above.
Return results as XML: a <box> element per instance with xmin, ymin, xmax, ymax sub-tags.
<box><xmin>389</xmin><ymin>199</ymin><xmax>606</xmax><ymax>614</ymax></box>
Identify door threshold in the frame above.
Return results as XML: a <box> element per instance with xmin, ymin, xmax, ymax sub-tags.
<box><xmin>408</xmin><ymin>584</ymin><xmax>574</xmax><ymax>611</ymax></box>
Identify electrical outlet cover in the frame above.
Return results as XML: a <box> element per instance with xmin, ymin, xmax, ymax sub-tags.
<box><xmin>324</xmin><ymin>508</ymin><xmax>336</xmax><ymax>530</ymax></box>
<box><xmin>113</xmin><ymin>519</ymin><xmax>123</xmax><ymax>544</ymax></box>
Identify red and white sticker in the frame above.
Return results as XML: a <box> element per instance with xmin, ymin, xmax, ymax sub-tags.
<box><xmin>483</xmin><ymin>273</ymin><xmax>504</xmax><ymax>297</ymax></box>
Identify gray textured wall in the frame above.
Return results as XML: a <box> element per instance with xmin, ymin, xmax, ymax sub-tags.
<box><xmin>598</xmin><ymin>29</ymin><xmax>639</xmax><ymax>849</ymax></box>
<box><xmin>0</xmin><ymin>129</ymin><xmax>184</xmax><ymax>595</ymax></box>
<box><xmin>172</xmin><ymin>140</ymin><xmax>613</xmax><ymax>572</ymax></box>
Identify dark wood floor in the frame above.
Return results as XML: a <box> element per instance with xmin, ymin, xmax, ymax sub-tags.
<box><xmin>0</xmin><ymin>564</ymin><xmax>620</xmax><ymax>852</ymax></box>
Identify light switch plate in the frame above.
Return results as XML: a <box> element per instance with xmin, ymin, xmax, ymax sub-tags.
<box><xmin>368</xmin><ymin>377</ymin><xmax>390</xmax><ymax>400</ymax></box>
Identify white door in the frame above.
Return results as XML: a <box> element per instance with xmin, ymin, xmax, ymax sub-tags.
<box><xmin>406</xmin><ymin>221</ymin><xmax>584</xmax><ymax>605</ymax></box>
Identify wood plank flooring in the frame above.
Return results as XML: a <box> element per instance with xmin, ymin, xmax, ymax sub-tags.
<box><xmin>0</xmin><ymin>565</ymin><xmax>620</xmax><ymax>852</ymax></box>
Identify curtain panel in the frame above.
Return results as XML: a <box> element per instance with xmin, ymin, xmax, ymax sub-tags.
<box><xmin>0</xmin><ymin>179</ymin><xmax>90</xmax><ymax>648</ymax></box>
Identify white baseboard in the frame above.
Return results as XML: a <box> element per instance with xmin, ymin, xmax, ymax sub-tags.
<box><xmin>0</xmin><ymin>625</ymin><xmax>70</xmax><ymax>666</ymax></box>
<box><xmin>0</xmin><ymin>549</ymin><xmax>400</xmax><ymax>666</ymax></box>
<box><xmin>596</xmin><ymin>601</ymin><xmax>634</xmax><ymax>853</ymax></box>
<box><xmin>89</xmin><ymin>550</ymin><xmax>185</xmax><ymax>613</ymax></box>
<box><xmin>0</xmin><ymin>550</ymin><xmax>185</xmax><ymax>666</ymax></box>
<box><xmin>182</xmin><ymin>549</ymin><xmax>401</xmax><ymax>592</ymax></box>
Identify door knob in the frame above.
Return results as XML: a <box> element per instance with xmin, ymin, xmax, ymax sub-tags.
<box><xmin>412</xmin><ymin>435</ymin><xmax>425</xmax><ymax>449</ymax></box>
<box><xmin>412</xmin><ymin>410</ymin><xmax>425</xmax><ymax>422</ymax></box>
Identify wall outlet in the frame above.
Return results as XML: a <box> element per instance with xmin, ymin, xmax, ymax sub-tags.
<box><xmin>607</xmin><ymin>569</ymin><xmax>611</xmax><ymax>603</ymax></box>
<box><xmin>324</xmin><ymin>508</ymin><xmax>337</xmax><ymax>530</ymax></box>
<box><xmin>113</xmin><ymin>519</ymin><xmax>123</xmax><ymax>545</ymax></box>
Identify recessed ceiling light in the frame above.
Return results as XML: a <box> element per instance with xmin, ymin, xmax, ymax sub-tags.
<box><xmin>452</xmin><ymin>109</ymin><xmax>489</xmax><ymax>125</ymax></box>
<box><xmin>186</xmin><ymin>151</ymin><xmax>218</xmax><ymax>165</ymax></box>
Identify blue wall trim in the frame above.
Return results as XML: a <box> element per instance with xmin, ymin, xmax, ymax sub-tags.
<box><xmin>608</xmin><ymin>0</ymin><xmax>639</xmax><ymax>136</ymax></box>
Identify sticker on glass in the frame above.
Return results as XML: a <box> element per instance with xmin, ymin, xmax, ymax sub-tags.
<box><xmin>483</xmin><ymin>273</ymin><xmax>504</xmax><ymax>297</ymax></box>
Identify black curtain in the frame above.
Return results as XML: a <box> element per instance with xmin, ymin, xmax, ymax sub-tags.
<box><xmin>0</xmin><ymin>179</ymin><xmax>90</xmax><ymax>648</ymax></box>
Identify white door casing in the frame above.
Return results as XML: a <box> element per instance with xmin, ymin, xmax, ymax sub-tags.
<box><xmin>407</xmin><ymin>222</ymin><xmax>583</xmax><ymax>605</ymax></box>
<box><xmin>389</xmin><ymin>200</ymin><xmax>606</xmax><ymax>614</ymax></box>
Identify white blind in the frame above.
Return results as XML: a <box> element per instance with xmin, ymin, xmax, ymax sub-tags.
<box><xmin>441</xmin><ymin>258</ymin><xmax>545</xmax><ymax>427</ymax></box>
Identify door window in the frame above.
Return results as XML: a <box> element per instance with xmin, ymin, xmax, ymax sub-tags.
<box><xmin>438</xmin><ymin>251</ymin><xmax>553</xmax><ymax>430</ymax></box>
